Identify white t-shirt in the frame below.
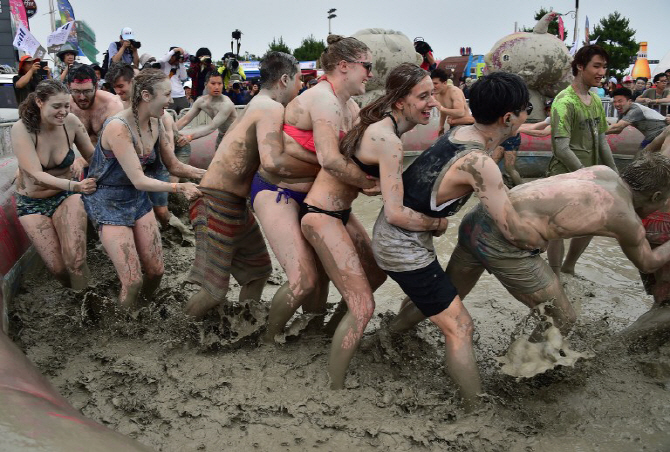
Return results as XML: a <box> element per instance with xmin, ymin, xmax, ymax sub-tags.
<box><xmin>159</xmin><ymin>50</ymin><xmax>187</xmax><ymax>98</ymax></box>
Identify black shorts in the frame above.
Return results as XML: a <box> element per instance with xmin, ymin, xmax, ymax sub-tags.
<box><xmin>386</xmin><ymin>259</ymin><xmax>459</xmax><ymax>317</ymax></box>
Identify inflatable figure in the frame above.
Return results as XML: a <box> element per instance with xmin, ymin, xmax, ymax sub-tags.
<box><xmin>351</xmin><ymin>28</ymin><xmax>422</xmax><ymax>107</ymax></box>
<box><xmin>485</xmin><ymin>11</ymin><xmax>572</xmax><ymax>122</ymax></box>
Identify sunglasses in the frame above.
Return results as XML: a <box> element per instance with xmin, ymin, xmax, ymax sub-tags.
<box><xmin>349</xmin><ymin>61</ymin><xmax>373</xmax><ymax>73</ymax></box>
<box><xmin>515</xmin><ymin>104</ymin><xmax>533</xmax><ymax>116</ymax></box>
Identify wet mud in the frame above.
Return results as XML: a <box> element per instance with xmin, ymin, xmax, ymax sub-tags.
<box><xmin>8</xmin><ymin>196</ymin><xmax>670</xmax><ymax>451</ymax></box>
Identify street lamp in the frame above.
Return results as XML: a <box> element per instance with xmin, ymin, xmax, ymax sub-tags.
<box><xmin>328</xmin><ymin>8</ymin><xmax>337</xmax><ymax>35</ymax></box>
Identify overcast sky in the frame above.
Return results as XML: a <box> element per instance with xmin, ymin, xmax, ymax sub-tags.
<box><xmin>24</xmin><ymin>0</ymin><xmax>670</xmax><ymax>67</ymax></box>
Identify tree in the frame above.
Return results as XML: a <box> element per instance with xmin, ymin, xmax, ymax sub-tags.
<box><xmin>591</xmin><ymin>11</ymin><xmax>637</xmax><ymax>79</ymax></box>
<box><xmin>268</xmin><ymin>36</ymin><xmax>291</xmax><ymax>54</ymax></box>
<box><xmin>293</xmin><ymin>35</ymin><xmax>326</xmax><ymax>61</ymax></box>
<box><xmin>522</xmin><ymin>7</ymin><xmax>568</xmax><ymax>42</ymax></box>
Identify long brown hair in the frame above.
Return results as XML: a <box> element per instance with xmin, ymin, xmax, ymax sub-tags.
<box><xmin>18</xmin><ymin>79</ymin><xmax>70</xmax><ymax>134</ymax></box>
<box><xmin>130</xmin><ymin>69</ymin><xmax>167</xmax><ymax>141</ymax></box>
<box><xmin>340</xmin><ymin>63</ymin><xmax>428</xmax><ymax>158</ymax></box>
<box><xmin>319</xmin><ymin>35</ymin><xmax>370</xmax><ymax>73</ymax></box>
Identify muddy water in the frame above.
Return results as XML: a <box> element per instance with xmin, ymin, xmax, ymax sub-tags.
<box><xmin>8</xmin><ymin>194</ymin><xmax>670</xmax><ymax>451</ymax></box>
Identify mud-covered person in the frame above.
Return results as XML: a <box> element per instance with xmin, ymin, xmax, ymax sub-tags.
<box><xmin>175</xmin><ymin>71</ymin><xmax>237</xmax><ymax>154</ymax></box>
<box><xmin>607</xmin><ymin>87</ymin><xmax>668</xmax><ymax>149</ymax></box>
<box><xmin>301</xmin><ymin>63</ymin><xmax>447</xmax><ymax>389</ymax></box>
<box><xmin>106</xmin><ymin>63</ymin><xmax>205</xmax><ymax>228</ymax></box>
<box><xmin>11</xmin><ymin>80</ymin><xmax>97</xmax><ymax>289</ymax></box>
<box><xmin>375</xmin><ymin>72</ymin><xmax>545</xmax><ymax>411</ymax></box>
<box><xmin>447</xmin><ymin>153</ymin><xmax>670</xmax><ymax>347</ymax></box>
<box><xmin>623</xmin><ymin>126</ymin><xmax>670</xmax><ymax>338</ymax></box>
<box><xmin>431</xmin><ymin>68</ymin><xmax>473</xmax><ymax>135</ymax></box>
<box><xmin>67</xmin><ymin>64</ymin><xmax>124</xmax><ymax>151</ymax></box>
<box><xmin>255</xmin><ymin>35</ymin><xmax>377</xmax><ymax>342</ymax></box>
<box><xmin>546</xmin><ymin>45</ymin><xmax>617</xmax><ymax>279</ymax></box>
<box><xmin>82</xmin><ymin>70</ymin><xmax>201</xmax><ymax>309</ymax></box>
<box><xmin>183</xmin><ymin>52</ymin><xmax>302</xmax><ymax>318</ymax></box>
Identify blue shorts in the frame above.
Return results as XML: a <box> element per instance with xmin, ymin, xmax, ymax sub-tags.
<box><xmin>83</xmin><ymin>185</ymin><xmax>153</xmax><ymax>229</ymax></box>
<box><xmin>148</xmin><ymin>167</ymin><xmax>170</xmax><ymax>207</ymax></box>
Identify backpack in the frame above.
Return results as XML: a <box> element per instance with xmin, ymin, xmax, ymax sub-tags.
<box><xmin>101</xmin><ymin>42</ymin><xmax>121</xmax><ymax>74</ymax></box>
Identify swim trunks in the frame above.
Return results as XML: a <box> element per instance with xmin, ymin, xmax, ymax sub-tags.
<box><xmin>639</xmin><ymin>210</ymin><xmax>670</xmax><ymax>294</ymax></box>
<box><xmin>451</xmin><ymin>204</ymin><xmax>553</xmax><ymax>295</ymax></box>
<box><xmin>15</xmin><ymin>191</ymin><xmax>73</xmax><ymax>217</ymax></box>
<box><xmin>386</xmin><ymin>259</ymin><xmax>459</xmax><ymax>317</ymax></box>
<box><xmin>186</xmin><ymin>187</ymin><xmax>272</xmax><ymax>301</ymax></box>
<box><xmin>249</xmin><ymin>172</ymin><xmax>307</xmax><ymax>209</ymax></box>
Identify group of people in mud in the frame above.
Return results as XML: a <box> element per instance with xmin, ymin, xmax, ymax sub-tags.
<box><xmin>11</xmin><ymin>36</ymin><xmax>670</xmax><ymax>412</ymax></box>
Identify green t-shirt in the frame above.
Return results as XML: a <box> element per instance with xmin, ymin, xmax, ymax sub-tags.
<box><xmin>547</xmin><ymin>85</ymin><xmax>608</xmax><ymax>176</ymax></box>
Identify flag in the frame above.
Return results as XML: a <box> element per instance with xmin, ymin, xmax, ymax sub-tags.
<box><xmin>13</xmin><ymin>24</ymin><xmax>46</xmax><ymax>58</ymax></box>
<box><xmin>584</xmin><ymin>16</ymin><xmax>590</xmax><ymax>45</ymax></box>
<box><xmin>56</xmin><ymin>0</ymin><xmax>84</xmax><ymax>56</ymax></box>
<box><xmin>8</xmin><ymin>0</ymin><xmax>29</xmax><ymax>29</ymax></box>
<box><xmin>558</xmin><ymin>16</ymin><xmax>565</xmax><ymax>41</ymax></box>
<box><xmin>47</xmin><ymin>21</ymin><xmax>74</xmax><ymax>49</ymax></box>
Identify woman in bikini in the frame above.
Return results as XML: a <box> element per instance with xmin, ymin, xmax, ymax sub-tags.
<box><xmin>300</xmin><ymin>63</ymin><xmax>445</xmax><ymax>388</ymax></box>
<box><xmin>83</xmin><ymin>69</ymin><xmax>201</xmax><ymax>309</ymax></box>
<box><xmin>12</xmin><ymin>79</ymin><xmax>97</xmax><ymax>289</ymax></box>
<box><xmin>253</xmin><ymin>35</ymin><xmax>377</xmax><ymax>342</ymax></box>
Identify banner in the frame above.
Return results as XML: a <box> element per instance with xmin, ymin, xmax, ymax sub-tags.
<box><xmin>558</xmin><ymin>16</ymin><xmax>565</xmax><ymax>41</ymax></box>
<box><xmin>47</xmin><ymin>21</ymin><xmax>74</xmax><ymax>48</ymax></box>
<box><xmin>56</xmin><ymin>0</ymin><xmax>82</xmax><ymax>55</ymax></box>
<box><xmin>8</xmin><ymin>0</ymin><xmax>28</xmax><ymax>29</ymax></box>
<box><xmin>13</xmin><ymin>23</ymin><xmax>45</xmax><ymax>58</ymax></box>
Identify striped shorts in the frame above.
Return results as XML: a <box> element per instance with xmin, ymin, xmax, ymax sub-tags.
<box><xmin>186</xmin><ymin>187</ymin><xmax>272</xmax><ymax>302</ymax></box>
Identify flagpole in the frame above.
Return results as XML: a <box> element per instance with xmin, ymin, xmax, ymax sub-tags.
<box><xmin>48</xmin><ymin>0</ymin><xmax>56</xmax><ymax>32</ymax></box>
<box><xmin>573</xmin><ymin>0</ymin><xmax>579</xmax><ymax>47</ymax></box>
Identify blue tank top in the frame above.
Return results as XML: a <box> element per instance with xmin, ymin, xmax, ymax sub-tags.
<box><xmin>401</xmin><ymin>127</ymin><xmax>483</xmax><ymax>218</ymax></box>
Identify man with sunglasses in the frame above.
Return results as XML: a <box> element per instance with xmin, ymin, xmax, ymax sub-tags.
<box><xmin>67</xmin><ymin>64</ymin><xmax>123</xmax><ymax>148</ymax></box>
<box><xmin>546</xmin><ymin>45</ymin><xmax>618</xmax><ymax>279</ymax></box>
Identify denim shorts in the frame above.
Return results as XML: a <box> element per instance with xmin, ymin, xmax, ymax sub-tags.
<box><xmin>148</xmin><ymin>168</ymin><xmax>170</xmax><ymax>207</ymax></box>
<box><xmin>83</xmin><ymin>185</ymin><xmax>153</xmax><ymax>228</ymax></box>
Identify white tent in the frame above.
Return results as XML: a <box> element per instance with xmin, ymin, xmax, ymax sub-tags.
<box><xmin>652</xmin><ymin>50</ymin><xmax>670</xmax><ymax>77</ymax></box>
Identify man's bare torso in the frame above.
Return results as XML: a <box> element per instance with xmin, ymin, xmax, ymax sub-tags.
<box><xmin>198</xmin><ymin>95</ymin><xmax>236</xmax><ymax>134</ymax></box>
<box><xmin>70</xmin><ymin>91</ymin><xmax>123</xmax><ymax>146</ymax></box>
<box><xmin>200</xmin><ymin>96</ymin><xmax>276</xmax><ymax>197</ymax></box>
<box><xmin>437</xmin><ymin>85</ymin><xmax>469</xmax><ymax>116</ymax></box>
<box><xmin>509</xmin><ymin>166</ymin><xmax>630</xmax><ymax>240</ymax></box>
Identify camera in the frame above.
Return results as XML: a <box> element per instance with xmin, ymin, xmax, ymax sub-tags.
<box><xmin>150</xmin><ymin>62</ymin><xmax>161</xmax><ymax>69</ymax></box>
<box><xmin>39</xmin><ymin>61</ymin><xmax>48</xmax><ymax>68</ymax></box>
<box><xmin>173</xmin><ymin>51</ymin><xmax>184</xmax><ymax>62</ymax></box>
<box><xmin>129</xmin><ymin>40</ymin><xmax>141</xmax><ymax>49</ymax></box>
<box><xmin>232</xmin><ymin>29</ymin><xmax>242</xmax><ymax>40</ymax></box>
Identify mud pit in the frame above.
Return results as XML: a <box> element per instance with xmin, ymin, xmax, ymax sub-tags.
<box><xmin>8</xmin><ymin>196</ymin><xmax>670</xmax><ymax>451</ymax></box>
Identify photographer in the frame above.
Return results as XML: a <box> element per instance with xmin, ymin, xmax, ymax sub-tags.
<box><xmin>108</xmin><ymin>27</ymin><xmax>140</xmax><ymax>68</ymax></box>
<box><xmin>56</xmin><ymin>44</ymin><xmax>78</xmax><ymax>83</ymax></box>
<box><xmin>218</xmin><ymin>52</ymin><xmax>246</xmax><ymax>89</ymax></box>
<box><xmin>414</xmin><ymin>38</ymin><xmax>436</xmax><ymax>71</ymax></box>
<box><xmin>187</xmin><ymin>47</ymin><xmax>217</xmax><ymax>99</ymax></box>
<box><xmin>159</xmin><ymin>46</ymin><xmax>189</xmax><ymax>114</ymax></box>
<box><xmin>13</xmin><ymin>55</ymin><xmax>50</xmax><ymax>104</ymax></box>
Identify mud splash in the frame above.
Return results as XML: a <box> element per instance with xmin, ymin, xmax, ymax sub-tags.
<box><xmin>8</xmin><ymin>196</ymin><xmax>670</xmax><ymax>451</ymax></box>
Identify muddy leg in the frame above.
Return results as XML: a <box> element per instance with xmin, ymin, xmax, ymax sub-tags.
<box><xmin>254</xmin><ymin>192</ymin><xmax>319</xmax><ymax>342</ymax></box>
<box><xmin>547</xmin><ymin>239</ymin><xmax>564</xmax><ymax>279</ymax></box>
<box><xmin>185</xmin><ymin>289</ymin><xmax>220</xmax><ymax>318</ymax></box>
<box><xmin>302</xmin><ymin>214</ymin><xmax>375</xmax><ymax>389</ymax></box>
<box><xmin>52</xmin><ymin>194</ymin><xmax>89</xmax><ymax>290</ymax></box>
<box><xmin>429</xmin><ymin>296</ymin><xmax>481</xmax><ymax>412</ymax></box>
<box><xmin>99</xmin><ymin>225</ymin><xmax>143</xmax><ymax>308</ymax></box>
<box><xmin>561</xmin><ymin>236</ymin><xmax>592</xmax><ymax>275</ymax></box>
<box><xmin>133</xmin><ymin>211</ymin><xmax>164</xmax><ymax>300</ymax></box>
<box><xmin>513</xmin><ymin>275</ymin><xmax>576</xmax><ymax>341</ymax></box>
<box><xmin>18</xmin><ymin>214</ymin><xmax>70</xmax><ymax>287</ymax></box>
<box><xmin>153</xmin><ymin>206</ymin><xmax>170</xmax><ymax>229</ymax></box>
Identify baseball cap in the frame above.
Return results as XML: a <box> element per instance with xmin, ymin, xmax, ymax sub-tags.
<box><xmin>139</xmin><ymin>53</ymin><xmax>156</xmax><ymax>67</ymax></box>
<box><xmin>608</xmin><ymin>77</ymin><xmax>617</xmax><ymax>83</ymax></box>
<box><xmin>622</xmin><ymin>75</ymin><xmax>633</xmax><ymax>83</ymax></box>
<box><xmin>121</xmin><ymin>27</ymin><xmax>135</xmax><ymax>40</ymax></box>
